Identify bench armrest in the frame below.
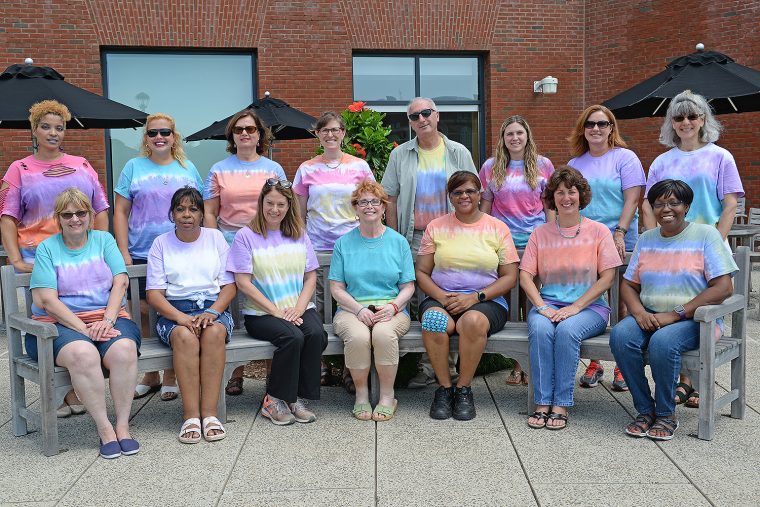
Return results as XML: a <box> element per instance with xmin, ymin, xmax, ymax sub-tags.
<box><xmin>693</xmin><ymin>294</ymin><xmax>745</xmax><ymax>323</ymax></box>
<box><xmin>8</xmin><ymin>313</ymin><xmax>59</xmax><ymax>339</ymax></box>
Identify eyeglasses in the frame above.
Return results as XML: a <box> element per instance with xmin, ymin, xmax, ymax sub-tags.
<box><xmin>408</xmin><ymin>108</ymin><xmax>435</xmax><ymax>121</ymax></box>
<box><xmin>583</xmin><ymin>120</ymin><xmax>612</xmax><ymax>129</ymax></box>
<box><xmin>356</xmin><ymin>198</ymin><xmax>382</xmax><ymax>208</ymax></box>
<box><xmin>232</xmin><ymin>125</ymin><xmax>258</xmax><ymax>135</ymax></box>
<box><xmin>60</xmin><ymin>210</ymin><xmax>88</xmax><ymax>220</ymax></box>
<box><xmin>147</xmin><ymin>128</ymin><xmax>173</xmax><ymax>138</ymax></box>
<box><xmin>318</xmin><ymin>127</ymin><xmax>344</xmax><ymax>136</ymax></box>
<box><xmin>451</xmin><ymin>189</ymin><xmax>479</xmax><ymax>198</ymax></box>
<box><xmin>265</xmin><ymin>178</ymin><xmax>293</xmax><ymax>189</ymax></box>
<box><xmin>652</xmin><ymin>200</ymin><xmax>684</xmax><ymax>209</ymax></box>
<box><xmin>672</xmin><ymin>114</ymin><xmax>703</xmax><ymax>123</ymax></box>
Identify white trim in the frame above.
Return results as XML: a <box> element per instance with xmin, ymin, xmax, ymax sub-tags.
<box><xmin>369</xmin><ymin>104</ymin><xmax>478</xmax><ymax>113</ymax></box>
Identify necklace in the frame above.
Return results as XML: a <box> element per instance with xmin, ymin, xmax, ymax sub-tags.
<box><xmin>322</xmin><ymin>154</ymin><xmax>343</xmax><ymax>169</ymax></box>
<box><xmin>360</xmin><ymin>227</ymin><xmax>386</xmax><ymax>249</ymax></box>
<box><xmin>556</xmin><ymin>216</ymin><xmax>582</xmax><ymax>239</ymax></box>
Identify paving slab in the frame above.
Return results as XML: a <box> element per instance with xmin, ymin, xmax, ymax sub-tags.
<box><xmin>533</xmin><ymin>484</ymin><xmax>710</xmax><ymax>506</ymax></box>
<box><xmin>219</xmin><ymin>488</ymin><xmax>375</xmax><ymax>507</ymax></box>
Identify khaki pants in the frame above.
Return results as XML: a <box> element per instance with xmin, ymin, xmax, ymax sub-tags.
<box><xmin>333</xmin><ymin>310</ymin><xmax>411</xmax><ymax>370</ymax></box>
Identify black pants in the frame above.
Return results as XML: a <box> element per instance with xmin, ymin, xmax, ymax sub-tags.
<box><xmin>244</xmin><ymin>308</ymin><xmax>327</xmax><ymax>403</ymax></box>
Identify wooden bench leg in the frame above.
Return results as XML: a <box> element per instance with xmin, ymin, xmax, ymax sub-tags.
<box><xmin>217</xmin><ymin>363</ymin><xmax>241</xmax><ymax>424</ymax></box>
<box><xmin>38</xmin><ymin>341</ymin><xmax>60</xmax><ymax>456</ymax></box>
<box><xmin>369</xmin><ymin>362</ymin><xmax>380</xmax><ymax>407</ymax></box>
<box><xmin>697</xmin><ymin>370</ymin><xmax>716</xmax><ymax>441</ymax></box>
<box><xmin>730</xmin><ymin>355</ymin><xmax>746</xmax><ymax>419</ymax></box>
<box><xmin>9</xmin><ymin>362</ymin><xmax>29</xmax><ymax>437</ymax></box>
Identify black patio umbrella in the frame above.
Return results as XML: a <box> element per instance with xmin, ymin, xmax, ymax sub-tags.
<box><xmin>185</xmin><ymin>92</ymin><xmax>317</xmax><ymax>142</ymax></box>
<box><xmin>0</xmin><ymin>62</ymin><xmax>147</xmax><ymax>129</ymax></box>
<box><xmin>603</xmin><ymin>48</ymin><xmax>760</xmax><ymax>119</ymax></box>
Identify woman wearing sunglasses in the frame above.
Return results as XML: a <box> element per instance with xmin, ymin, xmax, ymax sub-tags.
<box><xmin>567</xmin><ymin>105</ymin><xmax>645</xmax><ymax>392</ymax></box>
<box><xmin>227</xmin><ymin>178</ymin><xmax>327</xmax><ymax>425</ymax></box>
<box><xmin>114</xmin><ymin>113</ymin><xmax>203</xmax><ymax>402</ymax></box>
<box><xmin>642</xmin><ymin>90</ymin><xmax>744</xmax><ymax>409</ymax></box>
<box><xmin>204</xmin><ymin>108</ymin><xmax>286</xmax><ymax>396</ymax></box>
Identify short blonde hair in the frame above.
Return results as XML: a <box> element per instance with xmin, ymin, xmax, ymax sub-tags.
<box><xmin>29</xmin><ymin>100</ymin><xmax>71</xmax><ymax>131</ymax></box>
<box><xmin>54</xmin><ymin>188</ymin><xmax>95</xmax><ymax>231</ymax></box>
<box><xmin>350</xmin><ymin>179</ymin><xmax>390</xmax><ymax>208</ymax></box>
<box><xmin>140</xmin><ymin>112</ymin><xmax>188</xmax><ymax>167</ymax></box>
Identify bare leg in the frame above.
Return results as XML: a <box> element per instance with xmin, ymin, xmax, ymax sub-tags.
<box><xmin>375</xmin><ymin>363</ymin><xmax>398</xmax><ymax>407</ymax></box>
<box><xmin>170</xmin><ymin>327</ymin><xmax>201</xmax><ymax>421</ymax></box>
<box><xmin>199</xmin><ymin>324</ymin><xmax>226</xmax><ymax>436</ymax></box>
<box><xmin>455</xmin><ymin>311</ymin><xmax>489</xmax><ymax>387</ymax></box>
<box><xmin>102</xmin><ymin>339</ymin><xmax>138</xmax><ymax>440</ymax></box>
<box><xmin>350</xmin><ymin>367</ymin><xmax>371</xmax><ymax>405</ymax></box>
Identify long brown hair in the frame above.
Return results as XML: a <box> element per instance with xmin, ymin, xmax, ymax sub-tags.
<box><xmin>225</xmin><ymin>109</ymin><xmax>270</xmax><ymax>155</ymax></box>
<box><xmin>492</xmin><ymin>115</ymin><xmax>540</xmax><ymax>190</ymax></box>
<box><xmin>248</xmin><ymin>181</ymin><xmax>304</xmax><ymax>239</ymax></box>
<box><xmin>568</xmin><ymin>104</ymin><xmax>628</xmax><ymax>158</ymax></box>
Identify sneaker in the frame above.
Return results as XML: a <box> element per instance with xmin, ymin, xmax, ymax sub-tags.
<box><xmin>452</xmin><ymin>386</ymin><xmax>476</xmax><ymax>421</ymax></box>
<box><xmin>408</xmin><ymin>368</ymin><xmax>437</xmax><ymax>389</ymax></box>
<box><xmin>579</xmin><ymin>361</ymin><xmax>604</xmax><ymax>388</ymax></box>
<box><xmin>429</xmin><ymin>386</ymin><xmax>455</xmax><ymax>420</ymax></box>
<box><xmin>289</xmin><ymin>398</ymin><xmax>317</xmax><ymax>423</ymax></box>
<box><xmin>612</xmin><ymin>366</ymin><xmax>629</xmax><ymax>392</ymax></box>
<box><xmin>261</xmin><ymin>394</ymin><xmax>295</xmax><ymax>426</ymax></box>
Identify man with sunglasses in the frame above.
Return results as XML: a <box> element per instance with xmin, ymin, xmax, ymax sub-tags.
<box><xmin>381</xmin><ymin>97</ymin><xmax>477</xmax><ymax>388</ymax></box>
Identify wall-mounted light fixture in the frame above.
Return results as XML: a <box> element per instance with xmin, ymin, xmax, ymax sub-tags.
<box><xmin>533</xmin><ymin>76</ymin><xmax>558</xmax><ymax>94</ymax></box>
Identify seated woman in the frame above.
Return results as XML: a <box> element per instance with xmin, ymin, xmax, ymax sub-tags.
<box><xmin>227</xmin><ymin>178</ymin><xmax>327</xmax><ymax>426</ymax></box>
<box><xmin>329</xmin><ymin>179</ymin><xmax>415</xmax><ymax>422</ymax></box>
<box><xmin>610</xmin><ymin>179</ymin><xmax>736</xmax><ymax>441</ymax></box>
<box><xmin>146</xmin><ymin>187</ymin><xmax>236</xmax><ymax>443</ymax></box>
<box><xmin>520</xmin><ymin>166</ymin><xmax>621</xmax><ymax>430</ymax></box>
<box><xmin>26</xmin><ymin>188</ymin><xmax>140</xmax><ymax>459</ymax></box>
<box><xmin>416</xmin><ymin>171</ymin><xmax>519</xmax><ymax>421</ymax></box>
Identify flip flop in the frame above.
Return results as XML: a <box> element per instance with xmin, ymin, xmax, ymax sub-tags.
<box><xmin>685</xmin><ymin>391</ymin><xmax>700</xmax><ymax>408</ymax></box>
<box><xmin>527</xmin><ymin>411</ymin><xmax>549</xmax><ymax>429</ymax></box>
<box><xmin>134</xmin><ymin>383</ymin><xmax>161</xmax><ymax>400</ymax></box>
<box><xmin>674</xmin><ymin>382</ymin><xmax>694</xmax><ymax>405</ymax></box>
<box><xmin>505</xmin><ymin>369</ymin><xmax>523</xmax><ymax>385</ymax></box>
<box><xmin>160</xmin><ymin>384</ymin><xmax>179</xmax><ymax>401</ymax></box>
<box><xmin>202</xmin><ymin>416</ymin><xmax>227</xmax><ymax>442</ymax></box>
<box><xmin>372</xmin><ymin>399</ymin><xmax>398</xmax><ymax>422</ymax></box>
<box><xmin>225</xmin><ymin>377</ymin><xmax>244</xmax><ymax>396</ymax></box>
<box><xmin>352</xmin><ymin>403</ymin><xmax>372</xmax><ymax>421</ymax></box>
<box><xmin>178</xmin><ymin>418</ymin><xmax>202</xmax><ymax>444</ymax></box>
<box><xmin>546</xmin><ymin>411</ymin><xmax>568</xmax><ymax>430</ymax></box>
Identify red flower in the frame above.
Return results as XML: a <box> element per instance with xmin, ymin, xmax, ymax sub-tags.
<box><xmin>347</xmin><ymin>101</ymin><xmax>366</xmax><ymax>113</ymax></box>
<box><xmin>352</xmin><ymin>143</ymin><xmax>367</xmax><ymax>158</ymax></box>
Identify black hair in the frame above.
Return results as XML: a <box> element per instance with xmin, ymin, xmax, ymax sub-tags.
<box><xmin>647</xmin><ymin>179</ymin><xmax>694</xmax><ymax>208</ymax></box>
<box><xmin>168</xmin><ymin>186</ymin><xmax>205</xmax><ymax>222</ymax></box>
<box><xmin>447</xmin><ymin>170</ymin><xmax>481</xmax><ymax>194</ymax></box>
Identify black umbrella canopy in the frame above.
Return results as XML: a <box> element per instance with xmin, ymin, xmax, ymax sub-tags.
<box><xmin>603</xmin><ymin>49</ymin><xmax>760</xmax><ymax>119</ymax></box>
<box><xmin>185</xmin><ymin>94</ymin><xmax>317</xmax><ymax>141</ymax></box>
<box><xmin>0</xmin><ymin>63</ymin><xmax>147</xmax><ymax>129</ymax></box>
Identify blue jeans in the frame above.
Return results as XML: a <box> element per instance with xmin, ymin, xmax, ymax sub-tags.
<box><xmin>528</xmin><ymin>307</ymin><xmax>607</xmax><ymax>407</ymax></box>
<box><xmin>610</xmin><ymin>315</ymin><xmax>699</xmax><ymax>417</ymax></box>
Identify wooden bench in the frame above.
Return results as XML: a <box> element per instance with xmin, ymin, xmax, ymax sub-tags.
<box><xmin>3</xmin><ymin>248</ymin><xmax>749</xmax><ymax>455</ymax></box>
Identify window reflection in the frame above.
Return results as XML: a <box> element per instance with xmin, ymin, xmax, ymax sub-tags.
<box><xmin>420</xmin><ymin>58</ymin><xmax>479</xmax><ymax>101</ymax></box>
<box><xmin>353</xmin><ymin>57</ymin><xmax>415</xmax><ymax>102</ymax></box>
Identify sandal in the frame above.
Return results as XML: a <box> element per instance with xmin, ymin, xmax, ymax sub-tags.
<box><xmin>178</xmin><ymin>418</ymin><xmax>202</xmax><ymax>444</ymax></box>
<box><xmin>372</xmin><ymin>400</ymin><xmax>398</xmax><ymax>422</ymax></box>
<box><xmin>685</xmin><ymin>391</ymin><xmax>700</xmax><ymax>408</ymax></box>
<box><xmin>202</xmin><ymin>416</ymin><xmax>227</xmax><ymax>442</ymax></box>
<box><xmin>134</xmin><ymin>383</ymin><xmax>161</xmax><ymax>400</ymax></box>
<box><xmin>160</xmin><ymin>384</ymin><xmax>179</xmax><ymax>401</ymax></box>
<box><xmin>321</xmin><ymin>361</ymin><xmax>330</xmax><ymax>386</ymax></box>
<box><xmin>505</xmin><ymin>369</ymin><xmax>523</xmax><ymax>386</ymax></box>
<box><xmin>546</xmin><ymin>411</ymin><xmax>568</xmax><ymax>430</ymax></box>
<box><xmin>647</xmin><ymin>417</ymin><xmax>679</xmax><ymax>441</ymax></box>
<box><xmin>521</xmin><ymin>371</ymin><xmax>529</xmax><ymax>386</ymax></box>
<box><xmin>625</xmin><ymin>413</ymin><xmax>655</xmax><ymax>437</ymax></box>
<box><xmin>527</xmin><ymin>411</ymin><xmax>549</xmax><ymax>429</ymax></box>
<box><xmin>674</xmin><ymin>382</ymin><xmax>694</xmax><ymax>405</ymax></box>
<box><xmin>225</xmin><ymin>377</ymin><xmax>244</xmax><ymax>396</ymax></box>
<box><xmin>352</xmin><ymin>402</ymin><xmax>372</xmax><ymax>421</ymax></box>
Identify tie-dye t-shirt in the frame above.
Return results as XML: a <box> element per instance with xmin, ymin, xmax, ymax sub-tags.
<box><xmin>146</xmin><ymin>228</ymin><xmax>234</xmax><ymax>301</ymax></box>
<box><xmin>414</xmin><ymin>142</ymin><xmax>448</xmax><ymax>231</ymax></box>
<box><xmin>645</xmin><ymin>143</ymin><xmax>744</xmax><ymax>227</ymax></box>
<box><xmin>203</xmin><ymin>155</ymin><xmax>286</xmax><ymax>244</ymax></box>
<box><xmin>569</xmin><ymin>147</ymin><xmax>645</xmax><ymax>250</ymax></box>
<box><xmin>292</xmin><ymin>154</ymin><xmax>374</xmax><ymax>251</ymax></box>
<box><xmin>479</xmin><ymin>156</ymin><xmax>555</xmax><ymax>248</ymax></box>
<box><xmin>418</xmin><ymin>213</ymin><xmax>520</xmax><ymax>310</ymax></box>
<box><xmin>226</xmin><ymin>227</ymin><xmax>318</xmax><ymax>316</ymax></box>
<box><xmin>624</xmin><ymin>223</ymin><xmax>737</xmax><ymax>313</ymax></box>
<box><xmin>1</xmin><ymin>154</ymin><xmax>110</xmax><ymax>263</ymax></box>
<box><xmin>30</xmin><ymin>231</ymin><xmax>128</xmax><ymax>323</ymax></box>
<box><xmin>114</xmin><ymin>157</ymin><xmax>203</xmax><ymax>260</ymax></box>
<box><xmin>520</xmin><ymin>218</ymin><xmax>622</xmax><ymax>321</ymax></box>
<box><xmin>329</xmin><ymin>227</ymin><xmax>415</xmax><ymax>310</ymax></box>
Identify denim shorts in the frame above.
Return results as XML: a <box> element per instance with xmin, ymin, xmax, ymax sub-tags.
<box><xmin>156</xmin><ymin>298</ymin><xmax>234</xmax><ymax>348</ymax></box>
<box><xmin>25</xmin><ymin>317</ymin><xmax>141</xmax><ymax>364</ymax></box>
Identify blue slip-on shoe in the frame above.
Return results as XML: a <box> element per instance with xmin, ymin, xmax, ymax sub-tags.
<box><xmin>118</xmin><ymin>438</ymin><xmax>140</xmax><ymax>456</ymax></box>
<box><xmin>100</xmin><ymin>440</ymin><xmax>122</xmax><ymax>459</ymax></box>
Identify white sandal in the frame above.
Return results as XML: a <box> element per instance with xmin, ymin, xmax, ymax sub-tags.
<box><xmin>202</xmin><ymin>416</ymin><xmax>227</xmax><ymax>442</ymax></box>
<box><xmin>178</xmin><ymin>418</ymin><xmax>202</xmax><ymax>444</ymax></box>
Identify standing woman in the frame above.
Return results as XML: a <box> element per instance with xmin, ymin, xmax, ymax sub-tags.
<box><xmin>642</xmin><ymin>90</ymin><xmax>744</xmax><ymax>408</ymax></box>
<box><xmin>114</xmin><ymin>113</ymin><xmax>203</xmax><ymax>402</ymax></box>
<box><xmin>479</xmin><ymin>115</ymin><xmax>555</xmax><ymax>386</ymax></box>
<box><xmin>227</xmin><ymin>179</ymin><xmax>327</xmax><ymax>425</ymax></box>
<box><xmin>567</xmin><ymin>105</ymin><xmax>645</xmax><ymax>392</ymax></box>
<box><xmin>1</xmin><ymin>100</ymin><xmax>110</xmax><ymax>417</ymax></box>
<box><xmin>204</xmin><ymin>109</ymin><xmax>286</xmax><ymax>396</ymax></box>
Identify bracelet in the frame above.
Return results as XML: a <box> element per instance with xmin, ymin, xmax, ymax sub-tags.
<box><xmin>103</xmin><ymin>317</ymin><xmax>116</xmax><ymax>326</ymax></box>
<box><xmin>389</xmin><ymin>302</ymin><xmax>400</xmax><ymax>314</ymax></box>
<box><xmin>535</xmin><ymin>305</ymin><xmax>551</xmax><ymax>313</ymax></box>
<box><xmin>614</xmin><ymin>225</ymin><xmax>627</xmax><ymax>234</ymax></box>
<box><xmin>203</xmin><ymin>308</ymin><xmax>221</xmax><ymax>318</ymax></box>
<box><xmin>356</xmin><ymin>306</ymin><xmax>368</xmax><ymax>316</ymax></box>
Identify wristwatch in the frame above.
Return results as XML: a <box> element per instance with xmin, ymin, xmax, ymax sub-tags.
<box><xmin>477</xmin><ymin>291</ymin><xmax>486</xmax><ymax>302</ymax></box>
<box><xmin>673</xmin><ymin>304</ymin><xmax>686</xmax><ymax>320</ymax></box>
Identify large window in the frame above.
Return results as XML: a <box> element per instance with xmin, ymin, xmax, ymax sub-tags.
<box><xmin>353</xmin><ymin>54</ymin><xmax>483</xmax><ymax>165</ymax></box>
<box><xmin>103</xmin><ymin>50</ymin><xmax>256</xmax><ymax>196</ymax></box>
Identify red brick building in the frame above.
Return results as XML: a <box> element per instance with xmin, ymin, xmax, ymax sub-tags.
<box><xmin>1</xmin><ymin>0</ymin><xmax>758</xmax><ymax>205</ymax></box>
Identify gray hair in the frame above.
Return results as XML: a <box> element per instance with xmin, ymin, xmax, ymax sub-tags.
<box><xmin>659</xmin><ymin>90</ymin><xmax>723</xmax><ymax>147</ymax></box>
<box><xmin>407</xmin><ymin>97</ymin><xmax>438</xmax><ymax>112</ymax></box>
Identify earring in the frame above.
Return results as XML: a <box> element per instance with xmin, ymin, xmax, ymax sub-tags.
<box><xmin>382</xmin><ymin>212</ymin><xmax>386</xmax><ymax>221</ymax></box>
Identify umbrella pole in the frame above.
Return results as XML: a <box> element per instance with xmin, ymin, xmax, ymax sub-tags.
<box><xmin>269</xmin><ymin>141</ymin><xmax>274</xmax><ymax>160</ymax></box>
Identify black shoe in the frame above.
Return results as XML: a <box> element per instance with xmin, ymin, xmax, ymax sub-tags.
<box><xmin>453</xmin><ymin>386</ymin><xmax>476</xmax><ymax>421</ymax></box>
<box><xmin>429</xmin><ymin>386</ymin><xmax>455</xmax><ymax>420</ymax></box>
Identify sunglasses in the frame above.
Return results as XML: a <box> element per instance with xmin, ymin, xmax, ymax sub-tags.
<box><xmin>60</xmin><ymin>210</ymin><xmax>88</xmax><ymax>220</ymax></box>
<box><xmin>265</xmin><ymin>178</ymin><xmax>292</xmax><ymax>189</ymax></box>
<box><xmin>652</xmin><ymin>200</ymin><xmax>685</xmax><ymax>209</ymax></box>
<box><xmin>583</xmin><ymin>120</ymin><xmax>612</xmax><ymax>129</ymax></box>
<box><xmin>672</xmin><ymin>114</ymin><xmax>703</xmax><ymax>122</ymax></box>
<box><xmin>147</xmin><ymin>128</ymin><xmax>173</xmax><ymax>138</ymax></box>
<box><xmin>408</xmin><ymin>108</ymin><xmax>435</xmax><ymax>121</ymax></box>
<box><xmin>232</xmin><ymin>125</ymin><xmax>258</xmax><ymax>135</ymax></box>
<box><xmin>451</xmin><ymin>189</ymin><xmax>479</xmax><ymax>198</ymax></box>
